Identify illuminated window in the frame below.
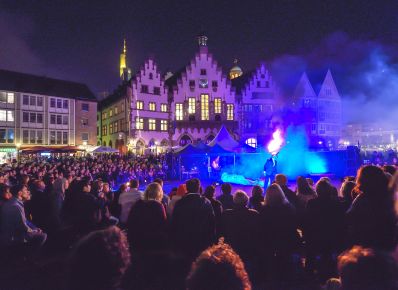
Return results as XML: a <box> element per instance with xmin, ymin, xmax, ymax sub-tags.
<box><xmin>201</xmin><ymin>94</ymin><xmax>209</xmax><ymax>120</ymax></box>
<box><xmin>148</xmin><ymin>119</ymin><xmax>156</xmax><ymax>131</ymax></box>
<box><xmin>214</xmin><ymin>98</ymin><xmax>222</xmax><ymax>114</ymax></box>
<box><xmin>161</xmin><ymin>120</ymin><xmax>168</xmax><ymax>131</ymax></box>
<box><xmin>121</xmin><ymin>103</ymin><xmax>125</xmax><ymax>112</ymax></box>
<box><xmin>161</xmin><ymin>104</ymin><xmax>168</xmax><ymax>112</ymax></box>
<box><xmin>176</xmin><ymin>103</ymin><xmax>183</xmax><ymax>120</ymax></box>
<box><xmin>109</xmin><ymin>123</ymin><xmax>113</xmax><ymax>134</ymax></box>
<box><xmin>149</xmin><ymin>102</ymin><xmax>156</xmax><ymax>111</ymax></box>
<box><xmin>114</xmin><ymin>121</ymin><xmax>118</xmax><ymax>132</ymax></box>
<box><xmin>109</xmin><ymin>108</ymin><xmax>113</xmax><ymax>117</ymax></box>
<box><xmin>7</xmin><ymin>111</ymin><xmax>14</xmax><ymax>122</ymax></box>
<box><xmin>102</xmin><ymin>112</ymin><xmax>107</xmax><ymax>120</ymax></box>
<box><xmin>7</xmin><ymin>93</ymin><xmax>14</xmax><ymax>104</ymax></box>
<box><xmin>135</xmin><ymin>117</ymin><xmax>144</xmax><ymax>130</ymax></box>
<box><xmin>114</xmin><ymin>106</ymin><xmax>118</xmax><ymax>115</ymax></box>
<box><xmin>245</xmin><ymin>138</ymin><xmax>257</xmax><ymax>148</ymax></box>
<box><xmin>0</xmin><ymin>110</ymin><xmax>6</xmax><ymax>121</ymax></box>
<box><xmin>136</xmin><ymin>101</ymin><xmax>144</xmax><ymax>110</ymax></box>
<box><xmin>188</xmin><ymin>97</ymin><xmax>196</xmax><ymax>114</ymax></box>
<box><xmin>227</xmin><ymin>104</ymin><xmax>234</xmax><ymax>120</ymax></box>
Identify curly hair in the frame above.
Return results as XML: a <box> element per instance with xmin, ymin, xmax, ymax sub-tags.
<box><xmin>186</xmin><ymin>240</ymin><xmax>251</xmax><ymax>290</ymax></box>
<box><xmin>68</xmin><ymin>226</ymin><xmax>130</xmax><ymax>290</ymax></box>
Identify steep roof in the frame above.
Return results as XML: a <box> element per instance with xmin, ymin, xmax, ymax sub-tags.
<box><xmin>0</xmin><ymin>69</ymin><xmax>96</xmax><ymax>101</ymax></box>
<box><xmin>98</xmin><ymin>80</ymin><xmax>130</xmax><ymax>110</ymax></box>
<box><xmin>230</xmin><ymin>70</ymin><xmax>254</xmax><ymax>95</ymax></box>
<box><xmin>208</xmin><ymin>125</ymin><xmax>240</xmax><ymax>149</ymax></box>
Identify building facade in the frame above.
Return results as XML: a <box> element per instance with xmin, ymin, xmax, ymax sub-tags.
<box><xmin>292</xmin><ymin>70</ymin><xmax>342</xmax><ymax>148</ymax></box>
<box><xmin>130</xmin><ymin>58</ymin><xmax>170</xmax><ymax>154</ymax></box>
<box><xmin>234</xmin><ymin>63</ymin><xmax>282</xmax><ymax>148</ymax></box>
<box><xmin>98</xmin><ymin>35</ymin><xmax>343</xmax><ymax>153</ymax></box>
<box><xmin>0</xmin><ymin>69</ymin><xmax>97</xmax><ymax>161</ymax></box>
<box><xmin>166</xmin><ymin>35</ymin><xmax>238</xmax><ymax>146</ymax></box>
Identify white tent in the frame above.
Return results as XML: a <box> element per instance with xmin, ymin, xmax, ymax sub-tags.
<box><xmin>91</xmin><ymin>146</ymin><xmax>119</xmax><ymax>154</ymax></box>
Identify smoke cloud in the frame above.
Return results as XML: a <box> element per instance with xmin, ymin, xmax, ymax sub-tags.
<box><xmin>270</xmin><ymin>31</ymin><xmax>398</xmax><ymax>127</ymax></box>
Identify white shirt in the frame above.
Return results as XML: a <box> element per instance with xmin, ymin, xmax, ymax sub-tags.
<box><xmin>118</xmin><ymin>188</ymin><xmax>143</xmax><ymax>224</ymax></box>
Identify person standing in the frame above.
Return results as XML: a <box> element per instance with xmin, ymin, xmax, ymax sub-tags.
<box><xmin>264</xmin><ymin>155</ymin><xmax>277</xmax><ymax>189</ymax></box>
<box><xmin>119</xmin><ymin>179</ymin><xmax>143</xmax><ymax>225</ymax></box>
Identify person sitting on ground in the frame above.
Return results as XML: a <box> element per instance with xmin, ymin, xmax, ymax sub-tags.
<box><xmin>186</xmin><ymin>240</ymin><xmax>252</xmax><ymax>290</ymax></box>
<box><xmin>249</xmin><ymin>185</ymin><xmax>264</xmax><ymax>212</ymax></box>
<box><xmin>67</xmin><ymin>226</ymin><xmax>130</xmax><ymax>290</ymax></box>
<box><xmin>127</xmin><ymin>182</ymin><xmax>167</xmax><ymax>252</ymax></box>
<box><xmin>0</xmin><ymin>184</ymin><xmax>47</xmax><ymax>251</ymax></box>
<box><xmin>217</xmin><ymin>183</ymin><xmax>234</xmax><ymax>210</ymax></box>
<box><xmin>275</xmin><ymin>174</ymin><xmax>297</xmax><ymax>208</ymax></box>
<box><xmin>171</xmin><ymin>178</ymin><xmax>215</xmax><ymax>259</ymax></box>
<box><xmin>219</xmin><ymin>190</ymin><xmax>260</xmax><ymax>262</ymax></box>
<box><xmin>337</xmin><ymin>245</ymin><xmax>398</xmax><ymax>290</ymax></box>
<box><xmin>119</xmin><ymin>179</ymin><xmax>143</xmax><ymax>225</ymax></box>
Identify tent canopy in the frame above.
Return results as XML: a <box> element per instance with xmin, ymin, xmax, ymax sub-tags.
<box><xmin>91</xmin><ymin>146</ymin><xmax>119</xmax><ymax>154</ymax></box>
<box><xmin>208</xmin><ymin>126</ymin><xmax>240</xmax><ymax>150</ymax></box>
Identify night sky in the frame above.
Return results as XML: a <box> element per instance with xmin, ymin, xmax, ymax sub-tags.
<box><xmin>1</xmin><ymin>0</ymin><xmax>398</xmax><ymax>117</ymax></box>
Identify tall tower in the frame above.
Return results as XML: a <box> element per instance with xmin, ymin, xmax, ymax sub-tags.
<box><xmin>120</xmin><ymin>39</ymin><xmax>127</xmax><ymax>78</ymax></box>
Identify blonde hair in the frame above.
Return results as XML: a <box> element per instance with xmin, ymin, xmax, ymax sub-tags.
<box><xmin>265</xmin><ymin>184</ymin><xmax>288</xmax><ymax>206</ymax></box>
<box><xmin>143</xmin><ymin>182</ymin><xmax>163</xmax><ymax>202</ymax></box>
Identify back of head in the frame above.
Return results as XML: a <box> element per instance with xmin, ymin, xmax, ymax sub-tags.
<box><xmin>144</xmin><ymin>182</ymin><xmax>163</xmax><ymax>202</ymax></box>
<box><xmin>315</xmin><ymin>179</ymin><xmax>334</xmax><ymax>200</ymax></box>
<box><xmin>341</xmin><ymin>181</ymin><xmax>356</xmax><ymax>202</ymax></box>
<box><xmin>186</xmin><ymin>178</ymin><xmax>201</xmax><ymax>194</ymax></box>
<box><xmin>275</xmin><ymin>174</ymin><xmax>287</xmax><ymax>186</ymax></box>
<box><xmin>186</xmin><ymin>241</ymin><xmax>251</xmax><ymax>290</ymax></box>
<box><xmin>265</xmin><ymin>184</ymin><xmax>287</xmax><ymax>207</ymax></box>
<box><xmin>338</xmin><ymin>246</ymin><xmax>398</xmax><ymax>290</ymax></box>
<box><xmin>221</xmin><ymin>183</ymin><xmax>232</xmax><ymax>195</ymax></box>
<box><xmin>204</xmin><ymin>185</ymin><xmax>216</xmax><ymax>199</ymax></box>
<box><xmin>297</xmin><ymin>176</ymin><xmax>314</xmax><ymax>196</ymax></box>
<box><xmin>355</xmin><ymin>165</ymin><xmax>390</xmax><ymax>201</ymax></box>
<box><xmin>176</xmin><ymin>184</ymin><xmax>187</xmax><ymax>196</ymax></box>
<box><xmin>251</xmin><ymin>185</ymin><xmax>263</xmax><ymax>198</ymax></box>
<box><xmin>68</xmin><ymin>226</ymin><xmax>130</xmax><ymax>290</ymax></box>
<box><xmin>153</xmin><ymin>178</ymin><xmax>163</xmax><ymax>187</ymax></box>
<box><xmin>129</xmin><ymin>179</ymin><xmax>139</xmax><ymax>189</ymax></box>
<box><xmin>233</xmin><ymin>190</ymin><xmax>249</xmax><ymax>207</ymax></box>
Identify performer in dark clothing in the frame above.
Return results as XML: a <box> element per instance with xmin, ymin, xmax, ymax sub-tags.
<box><xmin>264</xmin><ymin>155</ymin><xmax>277</xmax><ymax>189</ymax></box>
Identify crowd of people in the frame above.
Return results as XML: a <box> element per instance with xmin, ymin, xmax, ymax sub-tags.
<box><xmin>0</xmin><ymin>155</ymin><xmax>397</xmax><ymax>290</ymax></box>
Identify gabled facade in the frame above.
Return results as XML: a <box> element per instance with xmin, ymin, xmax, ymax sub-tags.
<box><xmin>167</xmin><ymin>35</ymin><xmax>238</xmax><ymax>146</ymax></box>
<box><xmin>130</xmin><ymin>58</ymin><xmax>170</xmax><ymax>154</ymax></box>
<box><xmin>291</xmin><ymin>70</ymin><xmax>342</xmax><ymax>148</ymax></box>
<box><xmin>235</xmin><ymin>63</ymin><xmax>281</xmax><ymax>148</ymax></box>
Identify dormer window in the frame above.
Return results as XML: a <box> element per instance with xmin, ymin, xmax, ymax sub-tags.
<box><xmin>153</xmin><ymin>87</ymin><xmax>160</xmax><ymax>95</ymax></box>
<box><xmin>149</xmin><ymin>73</ymin><xmax>153</xmax><ymax>80</ymax></box>
<box><xmin>212</xmin><ymin>81</ymin><xmax>218</xmax><ymax>87</ymax></box>
<box><xmin>200</xmin><ymin>69</ymin><xmax>207</xmax><ymax>75</ymax></box>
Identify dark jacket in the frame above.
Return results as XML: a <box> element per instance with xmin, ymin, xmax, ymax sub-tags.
<box><xmin>217</xmin><ymin>194</ymin><xmax>234</xmax><ymax>210</ymax></box>
<box><xmin>346</xmin><ymin>194</ymin><xmax>397</xmax><ymax>251</ymax></box>
<box><xmin>260</xmin><ymin>203</ymin><xmax>299</xmax><ymax>255</ymax></box>
<box><xmin>303</xmin><ymin>196</ymin><xmax>345</xmax><ymax>252</ymax></box>
<box><xmin>219</xmin><ymin>205</ymin><xmax>260</xmax><ymax>260</ymax></box>
<box><xmin>171</xmin><ymin>193</ymin><xmax>215</xmax><ymax>258</ymax></box>
<box><xmin>127</xmin><ymin>199</ymin><xmax>168</xmax><ymax>252</ymax></box>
